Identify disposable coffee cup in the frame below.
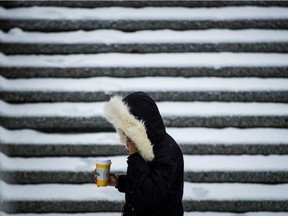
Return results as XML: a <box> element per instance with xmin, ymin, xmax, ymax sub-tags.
<box><xmin>95</xmin><ymin>159</ymin><xmax>111</xmax><ymax>187</ymax></box>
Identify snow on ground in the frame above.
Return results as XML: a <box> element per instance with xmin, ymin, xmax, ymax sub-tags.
<box><xmin>1</xmin><ymin>180</ymin><xmax>288</xmax><ymax>201</ymax></box>
<box><xmin>1</xmin><ymin>6</ymin><xmax>288</xmax><ymax>20</ymax></box>
<box><xmin>1</xmin><ymin>53</ymin><xmax>288</xmax><ymax>68</ymax></box>
<box><xmin>1</xmin><ymin>100</ymin><xmax>288</xmax><ymax>117</ymax></box>
<box><xmin>1</xmin><ymin>126</ymin><xmax>287</xmax><ymax>145</ymax></box>
<box><xmin>2</xmin><ymin>29</ymin><xmax>288</xmax><ymax>44</ymax></box>
<box><xmin>1</xmin><ymin>152</ymin><xmax>288</xmax><ymax>172</ymax></box>
<box><xmin>1</xmin><ymin>76</ymin><xmax>288</xmax><ymax>92</ymax></box>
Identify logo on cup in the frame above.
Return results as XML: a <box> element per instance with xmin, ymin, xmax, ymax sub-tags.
<box><xmin>95</xmin><ymin>159</ymin><xmax>111</xmax><ymax>187</ymax></box>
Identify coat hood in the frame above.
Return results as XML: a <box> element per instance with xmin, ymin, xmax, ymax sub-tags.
<box><xmin>104</xmin><ymin>92</ymin><xmax>166</xmax><ymax>161</ymax></box>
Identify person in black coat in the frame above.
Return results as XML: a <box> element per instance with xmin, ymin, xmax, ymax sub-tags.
<box><xmin>100</xmin><ymin>92</ymin><xmax>184</xmax><ymax>216</ymax></box>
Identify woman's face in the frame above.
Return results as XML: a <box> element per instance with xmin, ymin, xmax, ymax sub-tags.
<box><xmin>123</xmin><ymin>132</ymin><xmax>137</xmax><ymax>154</ymax></box>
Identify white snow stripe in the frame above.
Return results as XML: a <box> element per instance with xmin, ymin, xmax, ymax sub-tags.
<box><xmin>1</xmin><ymin>6</ymin><xmax>288</xmax><ymax>20</ymax></box>
<box><xmin>183</xmin><ymin>183</ymin><xmax>288</xmax><ymax>201</ymax></box>
<box><xmin>2</xmin><ymin>29</ymin><xmax>288</xmax><ymax>44</ymax></box>
<box><xmin>0</xmin><ymin>180</ymin><xmax>124</xmax><ymax>201</ymax></box>
<box><xmin>1</xmin><ymin>181</ymin><xmax>288</xmax><ymax>201</ymax></box>
<box><xmin>1</xmin><ymin>53</ymin><xmax>288</xmax><ymax>68</ymax></box>
<box><xmin>1</xmin><ymin>100</ymin><xmax>288</xmax><ymax>117</ymax></box>
<box><xmin>1</xmin><ymin>76</ymin><xmax>288</xmax><ymax>92</ymax></box>
<box><xmin>168</xmin><ymin>128</ymin><xmax>288</xmax><ymax>145</ymax></box>
<box><xmin>1</xmin><ymin>153</ymin><xmax>288</xmax><ymax>172</ymax></box>
<box><xmin>1</xmin><ymin>126</ymin><xmax>288</xmax><ymax>145</ymax></box>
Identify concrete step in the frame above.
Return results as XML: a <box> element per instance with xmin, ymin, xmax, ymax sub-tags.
<box><xmin>1</xmin><ymin>212</ymin><xmax>288</xmax><ymax>216</ymax></box>
<box><xmin>1</xmin><ymin>77</ymin><xmax>287</xmax><ymax>102</ymax></box>
<box><xmin>1</xmin><ymin>29</ymin><xmax>288</xmax><ymax>54</ymax></box>
<box><xmin>1</xmin><ymin>181</ymin><xmax>287</xmax><ymax>213</ymax></box>
<box><xmin>3</xmin><ymin>90</ymin><xmax>287</xmax><ymax>103</ymax></box>
<box><xmin>1</xmin><ymin>153</ymin><xmax>288</xmax><ymax>184</ymax></box>
<box><xmin>1</xmin><ymin>7</ymin><xmax>288</xmax><ymax>31</ymax></box>
<box><xmin>2</xmin><ymin>67</ymin><xmax>287</xmax><ymax>78</ymax></box>
<box><xmin>1</xmin><ymin>127</ymin><xmax>288</xmax><ymax>156</ymax></box>
<box><xmin>1</xmin><ymin>53</ymin><xmax>288</xmax><ymax>78</ymax></box>
<box><xmin>1</xmin><ymin>1</ymin><xmax>288</xmax><ymax>8</ymax></box>
<box><xmin>1</xmin><ymin>101</ymin><xmax>288</xmax><ymax>132</ymax></box>
<box><xmin>2</xmin><ymin>42</ymin><xmax>288</xmax><ymax>54</ymax></box>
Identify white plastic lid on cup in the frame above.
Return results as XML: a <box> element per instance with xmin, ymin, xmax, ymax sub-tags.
<box><xmin>96</xmin><ymin>159</ymin><xmax>111</xmax><ymax>165</ymax></box>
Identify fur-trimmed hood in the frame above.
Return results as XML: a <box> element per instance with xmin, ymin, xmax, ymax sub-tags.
<box><xmin>104</xmin><ymin>92</ymin><xmax>166</xmax><ymax>162</ymax></box>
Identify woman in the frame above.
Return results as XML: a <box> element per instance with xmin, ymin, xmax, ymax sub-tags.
<box><xmin>95</xmin><ymin>92</ymin><xmax>184</xmax><ymax>216</ymax></box>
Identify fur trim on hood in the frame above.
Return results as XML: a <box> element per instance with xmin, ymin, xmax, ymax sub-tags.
<box><xmin>104</xmin><ymin>95</ymin><xmax>154</xmax><ymax>162</ymax></box>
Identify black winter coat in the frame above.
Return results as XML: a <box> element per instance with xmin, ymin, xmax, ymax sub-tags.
<box><xmin>114</xmin><ymin>92</ymin><xmax>184</xmax><ymax>216</ymax></box>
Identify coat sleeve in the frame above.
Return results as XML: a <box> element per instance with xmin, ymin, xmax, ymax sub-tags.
<box><xmin>127</xmin><ymin>151</ymin><xmax>179</xmax><ymax>206</ymax></box>
<box><xmin>116</xmin><ymin>175</ymin><xmax>127</xmax><ymax>193</ymax></box>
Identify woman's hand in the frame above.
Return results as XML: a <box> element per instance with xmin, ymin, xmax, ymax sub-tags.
<box><xmin>93</xmin><ymin>170</ymin><xmax>119</xmax><ymax>187</ymax></box>
<box><xmin>108</xmin><ymin>173</ymin><xmax>119</xmax><ymax>187</ymax></box>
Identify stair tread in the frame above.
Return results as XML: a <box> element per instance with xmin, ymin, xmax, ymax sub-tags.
<box><xmin>1</xmin><ymin>101</ymin><xmax>288</xmax><ymax>117</ymax></box>
<box><xmin>1</xmin><ymin>181</ymin><xmax>288</xmax><ymax>201</ymax></box>
<box><xmin>1</xmin><ymin>153</ymin><xmax>288</xmax><ymax>172</ymax></box>
<box><xmin>2</xmin><ymin>29</ymin><xmax>288</xmax><ymax>44</ymax></box>
<box><xmin>1</xmin><ymin>53</ymin><xmax>288</xmax><ymax>68</ymax></box>
<box><xmin>1</xmin><ymin>127</ymin><xmax>287</xmax><ymax>146</ymax></box>
<box><xmin>1</xmin><ymin>77</ymin><xmax>288</xmax><ymax>92</ymax></box>
<box><xmin>1</xmin><ymin>6</ymin><xmax>288</xmax><ymax>21</ymax></box>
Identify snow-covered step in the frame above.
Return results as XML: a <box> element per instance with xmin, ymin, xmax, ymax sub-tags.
<box><xmin>1</xmin><ymin>6</ymin><xmax>288</xmax><ymax>31</ymax></box>
<box><xmin>1</xmin><ymin>100</ymin><xmax>287</xmax><ymax>131</ymax></box>
<box><xmin>1</xmin><ymin>153</ymin><xmax>288</xmax><ymax>184</ymax></box>
<box><xmin>1</xmin><ymin>29</ymin><xmax>288</xmax><ymax>54</ymax></box>
<box><xmin>1</xmin><ymin>181</ymin><xmax>288</xmax><ymax>213</ymax></box>
<box><xmin>1</xmin><ymin>53</ymin><xmax>288</xmax><ymax>68</ymax></box>
<box><xmin>1</xmin><ymin>53</ymin><xmax>288</xmax><ymax>78</ymax></box>
<box><xmin>1</xmin><ymin>76</ymin><xmax>288</xmax><ymax>103</ymax></box>
<box><xmin>1</xmin><ymin>127</ymin><xmax>288</xmax><ymax>156</ymax></box>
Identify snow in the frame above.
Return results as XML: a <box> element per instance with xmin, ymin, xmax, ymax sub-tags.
<box><xmin>1</xmin><ymin>6</ymin><xmax>288</xmax><ymax>20</ymax></box>
<box><xmin>0</xmin><ymin>126</ymin><xmax>119</xmax><ymax>145</ymax></box>
<box><xmin>1</xmin><ymin>126</ymin><xmax>287</xmax><ymax>145</ymax></box>
<box><xmin>1</xmin><ymin>100</ymin><xmax>288</xmax><ymax>117</ymax></box>
<box><xmin>1</xmin><ymin>53</ymin><xmax>288</xmax><ymax>68</ymax></box>
<box><xmin>0</xmin><ymin>181</ymin><xmax>124</xmax><ymax>201</ymax></box>
<box><xmin>1</xmin><ymin>152</ymin><xmax>288</xmax><ymax>172</ymax></box>
<box><xmin>1</xmin><ymin>181</ymin><xmax>288</xmax><ymax>201</ymax></box>
<box><xmin>183</xmin><ymin>183</ymin><xmax>288</xmax><ymax>200</ymax></box>
<box><xmin>0</xmin><ymin>126</ymin><xmax>288</xmax><ymax>145</ymax></box>
<box><xmin>1</xmin><ymin>76</ymin><xmax>288</xmax><ymax>92</ymax></box>
<box><xmin>2</xmin><ymin>29</ymin><xmax>288</xmax><ymax>44</ymax></box>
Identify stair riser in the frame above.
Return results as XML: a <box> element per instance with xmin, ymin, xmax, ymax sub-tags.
<box><xmin>1</xmin><ymin>200</ymin><xmax>287</xmax><ymax>213</ymax></box>
<box><xmin>1</xmin><ymin>171</ymin><xmax>287</xmax><ymax>184</ymax></box>
<box><xmin>2</xmin><ymin>91</ymin><xmax>288</xmax><ymax>103</ymax></box>
<box><xmin>2</xmin><ymin>43</ymin><xmax>288</xmax><ymax>54</ymax></box>
<box><xmin>2</xmin><ymin>144</ymin><xmax>288</xmax><ymax>157</ymax></box>
<box><xmin>1</xmin><ymin>20</ymin><xmax>288</xmax><ymax>32</ymax></box>
<box><xmin>2</xmin><ymin>1</ymin><xmax>288</xmax><ymax>8</ymax></box>
<box><xmin>0</xmin><ymin>201</ymin><xmax>123</xmax><ymax>213</ymax></box>
<box><xmin>1</xmin><ymin>67</ymin><xmax>287</xmax><ymax>78</ymax></box>
<box><xmin>1</xmin><ymin>116</ymin><xmax>288</xmax><ymax>132</ymax></box>
<box><xmin>183</xmin><ymin>200</ymin><xmax>288</xmax><ymax>212</ymax></box>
